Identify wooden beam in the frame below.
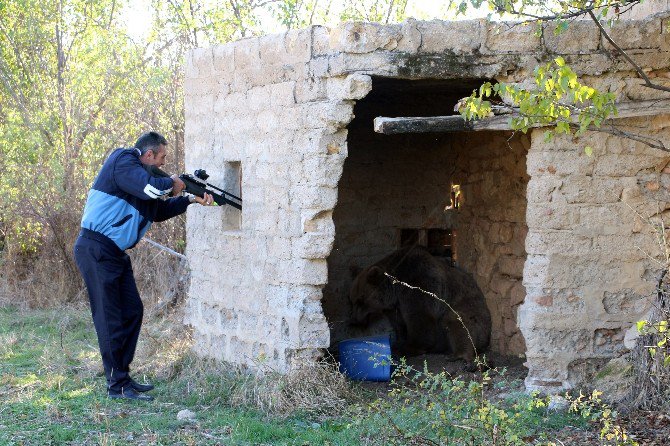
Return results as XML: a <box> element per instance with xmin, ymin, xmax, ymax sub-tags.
<box><xmin>373</xmin><ymin>98</ymin><xmax>670</xmax><ymax>134</ymax></box>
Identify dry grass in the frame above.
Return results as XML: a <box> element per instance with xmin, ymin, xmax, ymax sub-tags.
<box><xmin>626</xmin><ymin>208</ymin><xmax>670</xmax><ymax>411</ymax></box>
<box><xmin>0</xmin><ymin>209</ymin><xmax>187</xmax><ymax>309</ymax></box>
<box><xmin>228</xmin><ymin>359</ymin><xmax>361</xmax><ymax>418</ymax></box>
<box><xmin>629</xmin><ymin>273</ymin><xmax>670</xmax><ymax>411</ymax></box>
<box><xmin>124</xmin><ymin>298</ymin><xmax>362</xmax><ymax>419</ymax></box>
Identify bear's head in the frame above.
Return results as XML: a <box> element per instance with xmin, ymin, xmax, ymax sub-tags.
<box><xmin>348</xmin><ymin>265</ymin><xmax>395</xmax><ymax>326</ymax></box>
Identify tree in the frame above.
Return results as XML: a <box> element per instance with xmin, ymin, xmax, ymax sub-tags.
<box><xmin>454</xmin><ymin>0</ymin><xmax>669</xmax><ymax>152</ymax></box>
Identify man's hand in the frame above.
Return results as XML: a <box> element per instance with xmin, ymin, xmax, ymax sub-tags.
<box><xmin>171</xmin><ymin>175</ymin><xmax>186</xmax><ymax>195</ymax></box>
<box><xmin>193</xmin><ymin>192</ymin><xmax>215</xmax><ymax>206</ymax></box>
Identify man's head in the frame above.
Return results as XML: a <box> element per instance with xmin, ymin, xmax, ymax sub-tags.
<box><xmin>135</xmin><ymin>131</ymin><xmax>168</xmax><ymax>167</ymax></box>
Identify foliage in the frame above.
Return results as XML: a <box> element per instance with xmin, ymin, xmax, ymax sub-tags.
<box><xmin>0</xmin><ymin>0</ymin><xmax>415</xmax><ymax>307</ymax></box>
<box><xmin>454</xmin><ymin>0</ymin><xmax>668</xmax><ymax>152</ymax></box>
<box><xmin>630</xmin><ymin>224</ymin><xmax>670</xmax><ymax>409</ymax></box>
<box><xmin>362</xmin><ymin>358</ymin><xmax>589</xmax><ymax>445</ymax></box>
<box><xmin>460</xmin><ymin>57</ymin><xmax>617</xmax><ymax>144</ymax></box>
<box><xmin>568</xmin><ymin>390</ymin><xmax>637</xmax><ymax>445</ymax></box>
<box><xmin>340</xmin><ymin>0</ymin><xmax>410</xmax><ymax>23</ymax></box>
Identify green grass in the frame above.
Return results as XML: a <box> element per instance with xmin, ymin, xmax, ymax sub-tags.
<box><xmin>0</xmin><ymin>306</ymin><xmax>370</xmax><ymax>445</ymax></box>
<box><xmin>0</xmin><ymin>306</ymin><xmax>594</xmax><ymax>445</ymax></box>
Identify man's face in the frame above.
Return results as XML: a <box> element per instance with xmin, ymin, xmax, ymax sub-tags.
<box><xmin>141</xmin><ymin>144</ymin><xmax>167</xmax><ymax>167</ymax></box>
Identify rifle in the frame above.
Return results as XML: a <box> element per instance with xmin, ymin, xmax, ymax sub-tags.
<box><xmin>146</xmin><ymin>166</ymin><xmax>242</xmax><ymax>210</ymax></box>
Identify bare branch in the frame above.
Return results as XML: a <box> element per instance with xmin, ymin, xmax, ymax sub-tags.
<box><xmin>588</xmin><ymin>9</ymin><xmax>670</xmax><ymax>94</ymax></box>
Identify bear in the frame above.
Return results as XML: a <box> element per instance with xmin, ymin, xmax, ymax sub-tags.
<box><xmin>349</xmin><ymin>245</ymin><xmax>491</xmax><ymax>364</ymax></box>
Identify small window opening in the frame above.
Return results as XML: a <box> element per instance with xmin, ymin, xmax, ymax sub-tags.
<box><xmin>222</xmin><ymin>161</ymin><xmax>242</xmax><ymax>231</ymax></box>
<box><xmin>399</xmin><ymin>228</ymin><xmax>455</xmax><ymax>260</ymax></box>
<box><xmin>427</xmin><ymin>228</ymin><xmax>453</xmax><ymax>259</ymax></box>
<box><xmin>447</xmin><ymin>184</ymin><xmax>461</xmax><ymax>210</ymax></box>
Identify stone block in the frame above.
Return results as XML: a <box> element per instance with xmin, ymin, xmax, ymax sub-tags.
<box><xmin>575</xmin><ymin>204</ymin><xmax>635</xmax><ymax>236</ymax></box>
<box><xmin>327</xmin><ymin>52</ymin><xmax>396</xmax><ymax>77</ymax></box>
<box><xmin>284</xmin><ymin>28</ymin><xmax>312</xmax><ymax>63</ymax></box>
<box><xmin>526</xmin><ymin>150</ymin><xmax>595</xmax><ymax>177</ymax></box>
<box><xmin>213</xmin><ymin>44</ymin><xmax>235</xmax><ymax>82</ymax></box>
<box><xmin>312</xmin><ymin>25</ymin><xmax>331</xmax><ymax>57</ymax></box>
<box><xmin>279</xmin><ymin>259</ymin><xmax>329</xmax><ymax>285</ymax></box>
<box><xmin>294</xmin><ymin>78</ymin><xmax>328</xmax><ymax>103</ymax></box>
<box><xmin>300</xmin><ymin>209</ymin><xmax>334</xmax><ymax>233</ymax></box>
<box><xmin>234</xmin><ymin>37</ymin><xmax>261</xmax><ymax>72</ymax></box>
<box><xmin>525</xmin><ymin>328</ymin><xmax>592</xmax><ymax>355</ymax></box>
<box><xmin>247</xmin><ymin>85</ymin><xmax>272</xmax><ymax>111</ymax></box>
<box><xmin>525</xmin><ymin>231</ymin><xmax>593</xmax><ymax>256</ymax></box>
<box><xmin>299</xmin><ymin>313</ymin><xmax>330</xmax><ymax>347</ymax></box>
<box><xmin>417</xmin><ymin>19</ymin><xmax>484</xmax><ymax>54</ymax></box>
<box><xmin>329</xmin><ymin>22</ymin><xmax>402</xmax><ymax>53</ymax></box>
<box><xmin>228</xmin><ymin>336</ymin><xmax>254</xmax><ymax>363</ymax></box>
<box><xmin>498</xmin><ymin>256</ymin><xmax>525</xmax><ymax>278</ymax></box>
<box><xmin>309</xmin><ymin>57</ymin><xmax>330</xmax><ymax>78</ymax></box>
<box><xmin>327</xmin><ymin>74</ymin><xmax>372</xmax><ymax>100</ymax></box>
<box><xmin>396</xmin><ymin>18</ymin><xmax>421</xmax><ymax>53</ymax></box>
<box><xmin>300</xmin><ymin>101</ymin><xmax>355</xmax><ymax>132</ymax></box>
<box><xmin>259</xmin><ymin>32</ymin><xmax>286</xmax><ymax>63</ymax></box>
<box><xmin>293</xmin><ymin>233</ymin><xmax>334</xmax><ymax>259</ymax></box>
<box><xmin>484</xmin><ymin>22</ymin><xmax>542</xmax><ymax>54</ymax></box>
<box><xmin>602</xmin><ymin>288</ymin><xmax>650</xmax><ymax>315</ymax></box>
<box><xmin>526</xmin><ymin>202</ymin><xmax>580</xmax><ymax>230</ymax></box>
<box><xmin>525</xmin><ymin>176</ymin><xmax>562</xmax><ymax>204</ymax></box>
<box><xmin>271</xmin><ymin>81</ymin><xmax>297</xmax><ymax>106</ymax></box>
<box><xmin>510</xmin><ymin>282</ymin><xmax>527</xmax><ymax>306</ymax></box>
<box><xmin>266</xmin><ymin>236</ymin><xmax>293</xmax><ymax>260</ymax></box>
<box><xmin>603</xmin><ymin>17</ymin><xmax>665</xmax><ymax>50</ymax></box>
<box><xmin>301</xmin><ymin>155</ymin><xmax>345</xmax><ymax>187</ymax></box>
<box><xmin>560</xmin><ymin>176</ymin><xmax>627</xmax><ymax>204</ymax></box>
<box><xmin>543</xmin><ymin>20</ymin><xmax>600</xmax><ymax>54</ymax></box>
<box><xmin>593</xmin><ymin>328</ymin><xmax>625</xmax><ymax>355</ymax></box>
<box><xmin>266</xmin><ymin>285</ymin><xmax>291</xmax><ymax>309</ymax></box>
<box><xmin>187</xmin><ymin>47</ymin><xmax>214</xmax><ymax>79</ymax></box>
<box><xmin>522</xmin><ymin>254</ymin><xmax>550</xmax><ymax>287</ymax></box>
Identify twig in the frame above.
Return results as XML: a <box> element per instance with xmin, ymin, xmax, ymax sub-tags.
<box><xmin>142</xmin><ymin>237</ymin><xmax>188</xmax><ymax>260</ymax></box>
<box><xmin>588</xmin><ymin>9</ymin><xmax>670</xmax><ymax>94</ymax></box>
<box><xmin>384</xmin><ymin>272</ymin><xmax>480</xmax><ymax>363</ymax></box>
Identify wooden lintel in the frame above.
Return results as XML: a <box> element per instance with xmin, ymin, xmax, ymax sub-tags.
<box><xmin>373</xmin><ymin>98</ymin><xmax>670</xmax><ymax>134</ymax></box>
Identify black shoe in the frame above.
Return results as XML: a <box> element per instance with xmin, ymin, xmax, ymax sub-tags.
<box><xmin>108</xmin><ymin>386</ymin><xmax>154</xmax><ymax>401</ymax></box>
<box><xmin>129</xmin><ymin>378</ymin><xmax>154</xmax><ymax>392</ymax></box>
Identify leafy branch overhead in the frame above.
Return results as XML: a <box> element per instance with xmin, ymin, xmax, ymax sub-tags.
<box><xmin>455</xmin><ymin>0</ymin><xmax>670</xmax><ymax>151</ymax></box>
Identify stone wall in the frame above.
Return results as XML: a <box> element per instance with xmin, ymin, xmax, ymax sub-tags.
<box><xmin>183</xmin><ymin>12</ymin><xmax>670</xmax><ymax>387</ymax></box>
<box><xmin>520</xmin><ymin>116</ymin><xmax>670</xmax><ymax>390</ymax></box>
<box><xmin>453</xmin><ymin>132</ymin><xmax>530</xmax><ymax>355</ymax></box>
<box><xmin>182</xmin><ymin>30</ymin><xmax>370</xmax><ymax>370</ymax></box>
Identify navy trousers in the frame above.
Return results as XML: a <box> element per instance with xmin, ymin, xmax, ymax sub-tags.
<box><xmin>73</xmin><ymin>229</ymin><xmax>143</xmax><ymax>392</ymax></box>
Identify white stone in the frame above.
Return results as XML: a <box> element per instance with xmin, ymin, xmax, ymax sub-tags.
<box><xmin>177</xmin><ymin>409</ymin><xmax>197</xmax><ymax>422</ymax></box>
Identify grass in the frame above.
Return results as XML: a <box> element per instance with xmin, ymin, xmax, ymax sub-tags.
<box><xmin>1</xmin><ymin>305</ymin><xmax>595</xmax><ymax>446</ymax></box>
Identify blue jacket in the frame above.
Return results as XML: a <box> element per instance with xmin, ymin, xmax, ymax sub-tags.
<box><xmin>80</xmin><ymin>148</ymin><xmax>191</xmax><ymax>250</ymax></box>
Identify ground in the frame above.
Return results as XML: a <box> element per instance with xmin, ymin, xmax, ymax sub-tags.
<box><xmin>3</xmin><ymin>305</ymin><xmax>670</xmax><ymax>445</ymax></box>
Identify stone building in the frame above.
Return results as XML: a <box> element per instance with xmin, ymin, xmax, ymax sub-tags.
<box><xmin>182</xmin><ymin>9</ymin><xmax>670</xmax><ymax>392</ymax></box>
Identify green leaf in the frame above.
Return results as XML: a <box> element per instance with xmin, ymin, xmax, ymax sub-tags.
<box><xmin>584</xmin><ymin>146</ymin><xmax>593</xmax><ymax>157</ymax></box>
<box><xmin>555</xmin><ymin>56</ymin><xmax>566</xmax><ymax>67</ymax></box>
<box><xmin>637</xmin><ymin>320</ymin><xmax>648</xmax><ymax>332</ymax></box>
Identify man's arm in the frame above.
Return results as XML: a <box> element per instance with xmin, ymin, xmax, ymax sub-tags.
<box><xmin>154</xmin><ymin>192</ymin><xmax>215</xmax><ymax>222</ymax></box>
<box><xmin>154</xmin><ymin>196</ymin><xmax>191</xmax><ymax>222</ymax></box>
<box><xmin>113</xmin><ymin>151</ymin><xmax>175</xmax><ymax>200</ymax></box>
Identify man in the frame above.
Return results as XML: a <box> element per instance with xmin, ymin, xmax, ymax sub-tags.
<box><xmin>74</xmin><ymin>131</ymin><xmax>213</xmax><ymax>401</ymax></box>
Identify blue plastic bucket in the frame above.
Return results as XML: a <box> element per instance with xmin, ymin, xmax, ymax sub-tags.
<box><xmin>338</xmin><ymin>335</ymin><xmax>392</xmax><ymax>382</ymax></box>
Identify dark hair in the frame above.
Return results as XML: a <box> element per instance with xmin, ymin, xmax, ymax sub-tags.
<box><xmin>135</xmin><ymin>131</ymin><xmax>168</xmax><ymax>155</ymax></box>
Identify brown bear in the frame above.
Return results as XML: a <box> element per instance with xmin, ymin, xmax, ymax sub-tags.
<box><xmin>349</xmin><ymin>245</ymin><xmax>491</xmax><ymax>363</ymax></box>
